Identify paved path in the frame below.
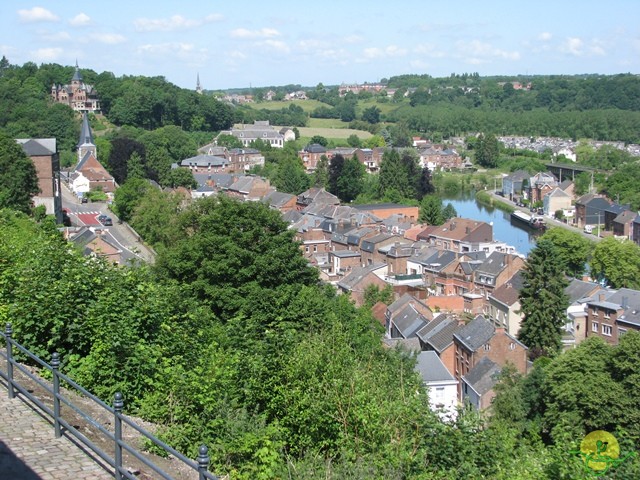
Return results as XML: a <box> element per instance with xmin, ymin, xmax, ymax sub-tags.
<box><xmin>0</xmin><ymin>391</ymin><xmax>114</xmax><ymax>479</ymax></box>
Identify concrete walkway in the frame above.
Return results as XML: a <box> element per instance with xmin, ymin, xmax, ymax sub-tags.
<box><xmin>0</xmin><ymin>391</ymin><xmax>114</xmax><ymax>479</ymax></box>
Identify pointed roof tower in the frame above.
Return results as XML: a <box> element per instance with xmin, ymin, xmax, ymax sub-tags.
<box><xmin>196</xmin><ymin>73</ymin><xmax>203</xmax><ymax>95</ymax></box>
<box><xmin>78</xmin><ymin>112</ymin><xmax>94</xmax><ymax>147</ymax></box>
<box><xmin>72</xmin><ymin>60</ymin><xmax>83</xmax><ymax>83</ymax></box>
<box><xmin>76</xmin><ymin>113</ymin><xmax>97</xmax><ymax>165</ymax></box>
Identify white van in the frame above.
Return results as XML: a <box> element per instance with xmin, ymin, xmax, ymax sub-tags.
<box><xmin>584</xmin><ymin>225</ymin><xmax>594</xmax><ymax>234</ymax></box>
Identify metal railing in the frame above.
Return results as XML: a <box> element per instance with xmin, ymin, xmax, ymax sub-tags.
<box><xmin>0</xmin><ymin>323</ymin><xmax>218</xmax><ymax>480</ymax></box>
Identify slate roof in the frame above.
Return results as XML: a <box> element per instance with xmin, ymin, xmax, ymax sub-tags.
<box><xmin>416</xmin><ymin>314</ymin><xmax>460</xmax><ymax>353</ymax></box>
<box><xmin>331</xmin><ymin>250</ymin><xmax>361</xmax><ymax>258</ymax></box>
<box><xmin>180</xmin><ymin>155</ymin><xmax>229</xmax><ymax>167</ymax></box>
<box><xmin>615</xmin><ymin>210</ymin><xmax>637</xmax><ymax>224</ymax></box>
<box><xmin>337</xmin><ymin>263</ymin><xmax>385</xmax><ymax>291</ymax></box>
<box><xmin>490</xmin><ymin>271</ymin><xmax>524</xmax><ymax>307</ymax></box>
<box><xmin>565</xmin><ymin>279</ymin><xmax>601</xmax><ymax>304</ymax></box>
<box><xmin>454</xmin><ymin>315</ymin><xmax>495</xmax><ymax>352</ymax></box>
<box><xmin>547</xmin><ymin>187</ymin><xmax>570</xmax><ymax>198</ymax></box>
<box><xmin>360</xmin><ymin>233</ymin><xmax>395</xmax><ymax>253</ymax></box>
<box><xmin>304</xmin><ymin>143</ymin><xmax>327</xmax><ymax>154</ymax></box>
<box><xmin>463</xmin><ymin>357</ymin><xmax>501</xmax><ymax>395</ymax></box>
<box><xmin>296</xmin><ymin>187</ymin><xmax>340</xmax><ymax>207</ymax></box>
<box><xmin>197</xmin><ymin>144</ymin><xmax>227</xmax><ymax>156</ymax></box>
<box><xmin>391</xmin><ymin>304</ymin><xmax>429</xmax><ymax>338</ymax></box>
<box><xmin>415</xmin><ymin>351</ymin><xmax>456</xmax><ymax>383</ymax></box>
<box><xmin>262</xmin><ymin>190</ymin><xmax>295</xmax><ymax>209</ymax></box>
<box><xmin>559</xmin><ymin>179</ymin><xmax>573</xmax><ymax>191</ymax></box>
<box><xmin>387</xmin><ymin>293</ymin><xmax>420</xmax><ymax>316</ymax></box>
<box><xmin>605</xmin><ymin>203</ymin><xmax>630</xmax><ymax>215</ymax></box>
<box><xmin>347</xmin><ymin>227</ymin><xmax>374</xmax><ymax>246</ymax></box>
<box><xmin>603</xmin><ymin>288</ymin><xmax>640</xmax><ymax>327</ymax></box>
<box><xmin>475</xmin><ymin>251</ymin><xmax>513</xmax><ymax>276</ymax></box>
<box><xmin>421</xmin><ymin>250</ymin><xmax>458</xmax><ymax>272</ymax></box>
<box><xmin>352</xmin><ymin>203</ymin><xmax>414</xmax><ymax>211</ymax></box>
<box><xmin>77</xmin><ymin>113</ymin><xmax>94</xmax><ymax>148</ymax></box>
<box><xmin>17</xmin><ymin>138</ymin><xmax>56</xmax><ymax>156</ymax></box>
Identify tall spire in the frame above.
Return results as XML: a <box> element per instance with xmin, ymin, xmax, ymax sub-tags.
<box><xmin>196</xmin><ymin>73</ymin><xmax>203</xmax><ymax>94</ymax></box>
<box><xmin>76</xmin><ymin>113</ymin><xmax>96</xmax><ymax>165</ymax></box>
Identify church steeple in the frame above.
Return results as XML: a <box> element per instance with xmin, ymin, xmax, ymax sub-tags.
<box><xmin>76</xmin><ymin>112</ymin><xmax>96</xmax><ymax>164</ymax></box>
<box><xmin>196</xmin><ymin>73</ymin><xmax>203</xmax><ymax>95</ymax></box>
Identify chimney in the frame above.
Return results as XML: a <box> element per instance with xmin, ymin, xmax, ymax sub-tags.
<box><xmin>599</xmin><ymin>293</ymin><xmax>605</xmax><ymax>301</ymax></box>
<box><xmin>622</xmin><ymin>296</ymin><xmax>628</xmax><ymax>309</ymax></box>
<box><xmin>465</xmin><ymin>226</ymin><xmax>470</xmax><ymax>234</ymax></box>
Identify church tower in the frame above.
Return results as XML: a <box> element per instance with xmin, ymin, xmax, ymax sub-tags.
<box><xmin>196</xmin><ymin>73</ymin><xmax>203</xmax><ymax>95</ymax></box>
<box><xmin>77</xmin><ymin>112</ymin><xmax>97</xmax><ymax>163</ymax></box>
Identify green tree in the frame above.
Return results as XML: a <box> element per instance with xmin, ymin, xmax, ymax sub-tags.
<box><xmin>273</xmin><ymin>157</ymin><xmax>309</xmax><ymax>195</ymax></box>
<box><xmin>442</xmin><ymin>202</ymin><xmax>458</xmax><ymax>221</ymax></box>
<box><xmin>0</xmin><ymin>132</ymin><xmax>39</xmax><ymax>213</ymax></box>
<box><xmin>590</xmin><ymin>237</ymin><xmax>640</xmax><ymax>289</ymax></box>
<box><xmin>311</xmin><ymin>155</ymin><xmax>329</xmax><ymax>189</ymax></box>
<box><xmin>518</xmin><ymin>239</ymin><xmax>569</xmax><ymax>359</ymax></box>
<box><xmin>336</xmin><ymin>155</ymin><xmax>365</xmax><ymax>202</ymax></box>
<box><xmin>419</xmin><ymin>195</ymin><xmax>445</xmax><ymax>225</ymax></box>
<box><xmin>540</xmin><ymin>227</ymin><xmax>593</xmax><ymax>278</ymax></box>
<box><xmin>112</xmin><ymin>177</ymin><xmax>151</xmax><ymax>222</ymax></box>
<box><xmin>475</xmin><ymin>133</ymin><xmax>500</xmax><ymax>168</ymax></box>
<box><xmin>346</xmin><ymin>134</ymin><xmax>361</xmax><ymax>148</ymax></box>
<box><xmin>216</xmin><ymin>133</ymin><xmax>243</xmax><ymax>149</ymax></box>
<box><xmin>361</xmin><ymin>106</ymin><xmax>381</xmax><ymax>124</ymax></box>
<box><xmin>126</xmin><ymin>152</ymin><xmax>146</xmax><ymax>180</ymax></box>
<box><xmin>309</xmin><ymin>135</ymin><xmax>328</xmax><ymax>147</ymax></box>
<box><xmin>164</xmin><ymin>168</ymin><xmax>197</xmax><ymax>189</ymax></box>
<box><xmin>328</xmin><ymin>154</ymin><xmax>345</xmax><ymax>197</ymax></box>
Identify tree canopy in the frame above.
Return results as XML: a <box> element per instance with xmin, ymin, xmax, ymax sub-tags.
<box><xmin>0</xmin><ymin>132</ymin><xmax>39</xmax><ymax>213</ymax></box>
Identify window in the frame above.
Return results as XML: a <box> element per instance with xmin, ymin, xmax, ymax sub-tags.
<box><xmin>619</xmin><ymin>328</ymin><xmax>628</xmax><ymax>336</ymax></box>
<box><xmin>602</xmin><ymin>325</ymin><xmax>612</xmax><ymax>336</ymax></box>
<box><xmin>592</xmin><ymin>322</ymin><xmax>599</xmax><ymax>333</ymax></box>
<box><xmin>484</xmin><ymin>344</ymin><xmax>491</xmax><ymax>352</ymax></box>
<box><xmin>509</xmin><ymin>342</ymin><xmax>516</xmax><ymax>351</ymax></box>
<box><xmin>435</xmin><ymin>387</ymin><xmax>445</xmax><ymax>399</ymax></box>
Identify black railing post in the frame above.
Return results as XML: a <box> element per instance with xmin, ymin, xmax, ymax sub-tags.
<box><xmin>198</xmin><ymin>445</ymin><xmax>210</xmax><ymax>480</ymax></box>
<box><xmin>5</xmin><ymin>323</ymin><xmax>14</xmax><ymax>399</ymax></box>
<box><xmin>51</xmin><ymin>352</ymin><xmax>61</xmax><ymax>438</ymax></box>
<box><xmin>114</xmin><ymin>392</ymin><xmax>124</xmax><ymax>480</ymax></box>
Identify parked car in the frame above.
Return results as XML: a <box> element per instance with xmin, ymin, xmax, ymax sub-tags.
<box><xmin>102</xmin><ymin>217</ymin><xmax>113</xmax><ymax>226</ymax></box>
<box><xmin>97</xmin><ymin>214</ymin><xmax>108</xmax><ymax>223</ymax></box>
<box><xmin>81</xmin><ymin>196</ymin><xmax>88</xmax><ymax>203</ymax></box>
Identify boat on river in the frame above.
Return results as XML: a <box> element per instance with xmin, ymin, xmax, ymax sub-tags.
<box><xmin>511</xmin><ymin>210</ymin><xmax>546</xmax><ymax>230</ymax></box>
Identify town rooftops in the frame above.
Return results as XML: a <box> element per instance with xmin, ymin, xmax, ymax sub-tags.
<box><xmin>463</xmin><ymin>357</ymin><xmax>501</xmax><ymax>396</ymax></box>
<box><xmin>16</xmin><ymin>138</ymin><xmax>57</xmax><ymax>156</ymax></box>
<box><xmin>416</xmin><ymin>314</ymin><xmax>460</xmax><ymax>353</ymax></box>
<box><xmin>454</xmin><ymin>315</ymin><xmax>495</xmax><ymax>352</ymax></box>
<box><xmin>415</xmin><ymin>351</ymin><xmax>456</xmax><ymax>383</ymax></box>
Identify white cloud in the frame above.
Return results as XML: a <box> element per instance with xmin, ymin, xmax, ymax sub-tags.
<box><xmin>42</xmin><ymin>31</ymin><xmax>72</xmax><ymax>42</ymax></box>
<box><xmin>561</xmin><ymin>37</ymin><xmax>584</xmax><ymax>56</ymax></box>
<box><xmin>410</xmin><ymin>59</ymin><xmax>430</xmax><ymax>69</ymax></box>
<box><xmin>257</xmin><ymin>39</ymin><xmax>290</xmax><ymax>54</ymax></box>
<box><xmin>89</xmin><ymin>33</ymin><xmax>126</xmax><ymax>45</ymax></box>
<box><xmin>413</xmin><ymin>43</ymin><xmax>445</xmax><ymax>58</ymax></box>
<box><xmin>363</xmin><ymin>45</ymin><xmax>407</xmax><ymax>60</ymax></box>
<box><xmin>538</xmin><ymin>32</ymin><xmax>553</xmax><ymax>41</ymax></box>
<box><xmin>18</xmin><ymin>7</ymin><xmax>59</xmax><ymax>23</ymax></box>
<box><xmin>31</xmin><ymin>47</ymin><xmax>63</xmax><ymax>61</ymax></box>
<box><xmin>228</xmin><ymin>50</ymin><xmax>246</xmax><ymax>59</ymax></box>
<box><xmin>136</xmin><ymin>42</ymin><xmax>209</xmax><ymax>65</ymax></box>
<box><xmin>230</xmin><ymin>28</ymin><xmax>280</xmax><ymax>39</ymax></box>
<box><xmin>69</xmin><ymin>13</ymin><xmax>91</xmax><ymax>27</ymax></box>
<box><xmin>456</xmin><ymin>40</ymin><xmax>520</xmax><ymax>61</ymax></box>
<box><xmin>134</xmin><ymin>14</ymin><xmax>222</xmax><ymax>32</ymax></box>
<box><xmin>343</xmin><ymin>35</ymin><xmax>363</xmax><ymax>44</ymax></box>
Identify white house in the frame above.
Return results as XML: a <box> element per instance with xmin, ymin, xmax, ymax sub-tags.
<box><xmin>70</xmin><ymin>171</ymin><xmax>91</xmax><ymax>196</ymax></box>
<box><xmin>415</xmin><ymin>351</ymin><xmax>458</xmax><ymax>420</ymax></box>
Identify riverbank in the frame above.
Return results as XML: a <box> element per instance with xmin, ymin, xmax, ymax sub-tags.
<box><xmin>475</xmin><ymin>190</ymin><xmax>515</xmax><ymax>213</ymax></box>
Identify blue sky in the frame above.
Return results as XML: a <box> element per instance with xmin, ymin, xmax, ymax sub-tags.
<box><xmin>1</xmin><ymin>1</ymin><xmax>638</xmax><ymax>90</ymax></box>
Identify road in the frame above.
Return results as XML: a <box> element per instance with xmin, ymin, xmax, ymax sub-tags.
<box><xmin>487</xmin><ymin>190</ymin><xmax>604</xmax><ymax>243</ymax></box>
<box><xmin>60</xmin><ymin>183</ymin><xmax>156</xmax><ymax>264</ymax></box>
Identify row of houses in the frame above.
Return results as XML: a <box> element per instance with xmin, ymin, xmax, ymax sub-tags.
<box><xmin>503</xmin><ymin>169</ymin><xmax>640</xmax><ymax>243</ymax></box>
<box><xmin>298</xmin><ymin>142</ymin><xmax>467</xmax><ymax>174</ymax></box>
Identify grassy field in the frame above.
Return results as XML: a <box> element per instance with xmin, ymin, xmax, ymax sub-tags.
<box><xmin>307</xmin><ymin>117</ymin><xmax>349</xmax><ymax>129</ymax></box>
<box><xmin>296</xmin><ymin>126</ymin><xmax>372</xmax><ymax>140</ymax></box>
<box><xmin>252</xmin><ymin>99</ymin><xmax>326</xmax><ymax>112</ymax></box>
<box><xmin>355</xmin><ymin>98</ymin><xmax>403</xmax><ymax>116</ymax></box>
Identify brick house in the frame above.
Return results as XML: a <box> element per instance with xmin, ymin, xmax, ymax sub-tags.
<box><xmin>574</xmin><ymin>194</ymin><xmax>611</xmax><ymax>228</ymax></box>
<box><xmin>453</xmin><ymin>315</ymin><xmax>528</xmax><ymax>400</ymax></box>
<box><xmin>487</xmin><ymin>271</ymin><xmax>524</xmax><ymax>336</ymax></box>
<box><xmin>298</xmin><ymin>144</ymin><xmax>327</xmax><ymax>172</ymax></box>
<box><xmin>224</xmin><ymin>176</ymin><xmax>272</xmax><ymax>201</ymax></box>
<box><xmin>337</xmin><ymin>264</ymin><xmax>388</xmax><ymax>307</ymax></box>
<box><xmin>585</xmin><ymin>288</ymin><xmax>640</xmax><ymax>345</ymax></box>
<box><xmin>351</xmin><ymin>203</ymin><xmax>419</xmax><ymax>222</ymax></box>
<box><xmin>473</xmin><ymin>252</ymin><xmax>525</xmax><ymax>299</ymax></box>
<box><xmin>16</xmin><ymin>138</ymin><xmax>62</xmax><ymax>223</ymax></box>
<box><xmin>461</xmin><ymin>356</ymin><xmax>502</xmax><ymax>410</ymax></box>
<box><xmin>612</xmin><ymin>211</ymin><xmax>637</xmax><ymax>239</ymax></box>
<box><xmin>527</xmin><ymin>172</ymin><xmax>558</xmax><ymax>204</ymax></box>
<box><xmin>416</xmin><ymin>313</ymin><xmax>462</xmax><ymax>376</ymax></box>
<box><xmin>51</xmin><ymin>63</ymin><xmax>100</xmax><ymax>113</ymax></box>
<box><xmin>417</xmin><ymin>218</ymin><xmax>493</xmax><ymax>252</ymax></box>
<box><xmin>360</xmin><ymin>233</ymin><xmax>402</xmax><ymax>266</ymax></box>
<box><xmin>604</xmin><ymin>204</ymin><xmax>631</xmax><ymax>232</ymax></box>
